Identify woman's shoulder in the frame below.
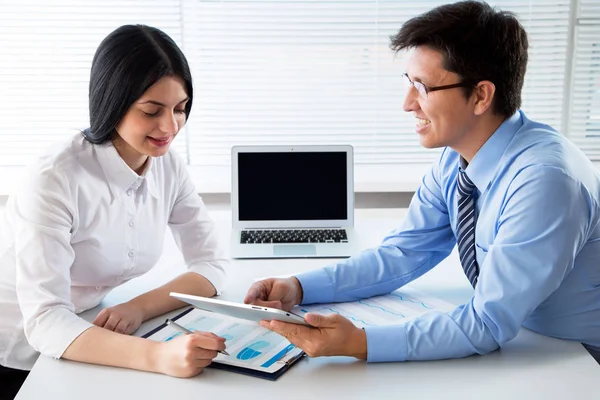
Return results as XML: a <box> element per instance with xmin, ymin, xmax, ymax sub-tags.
<box><xmin>23</xmin><ymin>132</ymin><xmax>92</xmax><ymax>189</ymax></box>
<box><xmin>33</xmin><ymin>132</ymin><xmax>91</xmax><ymax>171</ymax></box>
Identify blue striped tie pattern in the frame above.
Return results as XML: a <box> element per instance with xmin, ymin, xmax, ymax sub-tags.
<box><xmin>456</xmin><ymin>167</ymin><xmax>479</xmax><ymax>288</ymax></box>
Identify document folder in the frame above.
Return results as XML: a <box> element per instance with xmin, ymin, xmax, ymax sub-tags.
<box><xmin>142</xmin><ymin>307</ymin><xmax>306</xmax><ymax>380</ymax></box>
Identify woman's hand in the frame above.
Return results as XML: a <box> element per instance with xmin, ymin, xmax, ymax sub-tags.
<box><xmin>92</xmin><ymin>301</ymin><xmax>145</xmax><ymax>335</ymax></box>
<box><xmin>155</xmin><ymin>332</ymin><xmax>227</xmax><ymax>377</ymax></box>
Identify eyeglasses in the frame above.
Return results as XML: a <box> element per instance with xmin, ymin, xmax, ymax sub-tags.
<box><xmin>402</xmin><ymin>73</ymin><xmax>474</xmax><ymax>98</ymax></box>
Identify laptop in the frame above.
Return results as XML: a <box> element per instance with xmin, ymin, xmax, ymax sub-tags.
<box><xmin>231</xmin><ymin>145</ymin><xmax>358</xmax><ymax>259</ymax></box>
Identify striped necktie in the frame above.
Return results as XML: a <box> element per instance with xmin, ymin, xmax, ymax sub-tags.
<box><xmin>456</xmin><ymin>166</ymin><xmax>479</xmax><ymax>288</ymax></box>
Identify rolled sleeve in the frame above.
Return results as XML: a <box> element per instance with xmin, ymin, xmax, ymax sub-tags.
<box><xmin>26</xmin><ymin>307</ymin><xmax>94</xmax><ymax>359</ymax></box>
<box><xmin>187</xmin><ymin>261</ymin><xmax>228</xmax><ymax>295</ymax></box>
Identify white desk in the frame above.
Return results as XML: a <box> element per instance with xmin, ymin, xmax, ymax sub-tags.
<box><xmin>16</xmin><ymin>209</ymin><xmax>600</xmax><ymax>400</ymax></box>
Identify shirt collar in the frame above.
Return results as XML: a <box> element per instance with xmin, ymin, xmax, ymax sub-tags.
<box><xmin>462</xmin><ymin>111</ymin><xmax>523</xmax><ymax>194</ymax></box>
<box><xmin>144</xmin><ymin>161</ymin><xmax>159</xmax><ymax>199</ymax></box>
<box><xmin>95</xmin><ymin>142</ymin><xmax>159</xmax><ymax>200</ymax></box>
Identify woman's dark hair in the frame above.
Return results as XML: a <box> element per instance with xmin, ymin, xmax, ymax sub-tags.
<box><xmin>83</xmin><ymin>25</ymin><xmax>193</xmax><ymax>144</ymax></box>
<box><xmin>390</xmin><ymin>1</ymin><xmax>528</xmax><ymax>118</ymax></box>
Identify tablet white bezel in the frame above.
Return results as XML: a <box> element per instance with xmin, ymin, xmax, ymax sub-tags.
<box><xmin>170</xmin><ymin>292</ymin><xmax>310</xmax><ymax>326</ymax></box>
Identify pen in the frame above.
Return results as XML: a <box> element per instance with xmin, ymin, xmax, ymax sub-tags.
<box><xmin>165</xmin><ymin>318</ymin><xmax>230</xmax><ymax>356</ymax></box>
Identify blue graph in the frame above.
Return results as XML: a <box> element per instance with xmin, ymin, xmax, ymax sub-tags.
<box><xmin>296</xmin><ymin>291</ymin><xmax>437</xmax><ymax>329</ymax></box>
<box><xmin>237</xmin><ymin>340</ymin><xmax>270</xmax><ymax>360</ymax></box>
<box><xmin>165</xmin><ymin>332</ymin><xmax>182</xmax><ymax>342</ymax></box>
<box><xmin>164</xmin><ymin>315</ymin><xmax>222</xmax><ymax>342</ymax></box>
<box><xmin>389</xmin><ymin>292</ymin><xmax>433</xmax><ymax>309</ymax></box>
<box><xmin>216</xmin><ymin>323</ymin><xmax>256</xmax><ymax>347</ymax></box>
<box><xmin>358</xmin><ymin>300</ymin><xmax>406</xmax><ymax>317</ymax></box>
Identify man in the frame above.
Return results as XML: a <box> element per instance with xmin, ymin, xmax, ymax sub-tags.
<box><xmin>244</xmin><ymin>0</ymin><xmax>600</xmax><ymax>363</ymax></box>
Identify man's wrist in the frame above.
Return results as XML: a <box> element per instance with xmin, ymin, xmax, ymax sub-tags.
<box><xmin>348</xmin><ymin>327</ymin><xmax>368</xmax><ymax>360</ymax></box>
<box><xmin>291</xmin><ymin>276</ymin><xmax>304</xmax><ymax>305</ymax></box>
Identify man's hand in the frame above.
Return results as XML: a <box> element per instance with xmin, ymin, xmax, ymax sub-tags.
<box><xmin>244</xmin><ymin>277</ymin><xmax>303</xmax><ymax>311</ymax></box>
<box><xmin>261</xmin><ymin>313</ymin><xmax>368</xmax><ymax>359</ymax></box>
<box><xmin>92</xmin><ymin>301</ymin><xmax>144</xmax><ymax>335</ymax></box>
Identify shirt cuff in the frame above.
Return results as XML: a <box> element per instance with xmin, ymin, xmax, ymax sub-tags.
<box><xmin>364</xmin><ymin>324</ymin><xmax>408</xmax><ymax>362</ymax></box>
<box><xmin>26</xmin><ymin>307</ymin><xmax>94</xmax><ymax>359</ymax></box>
<box><xmin>295</xmin><ymin>269</ymin><xmax>335</xmax><ymax>304</ymax></box>
<box><xmin>187</xmin><ymin>261</ymin><xmax>228</xmax><ymax>295</ymax></box>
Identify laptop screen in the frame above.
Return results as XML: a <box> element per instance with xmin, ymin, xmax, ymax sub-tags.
<box><xmin>237</xmin><ymin>151</ymin><xmax>348</xmax><ymax>221</ymax></box>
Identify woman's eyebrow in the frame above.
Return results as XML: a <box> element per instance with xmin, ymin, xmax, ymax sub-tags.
<box><xmin>138</xmin><ymin>97</ymin><xmax>189</xmax><ymax>107</ymax></box>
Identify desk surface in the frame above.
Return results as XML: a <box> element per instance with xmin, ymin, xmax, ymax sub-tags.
<box><xmin>16</xmin><ymin>209</ymin><xmax>599</xmax><ymax>400</ymax></box>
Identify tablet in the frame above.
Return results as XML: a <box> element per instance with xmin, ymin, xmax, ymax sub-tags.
<box><xmin>170</xmin><ymin>292</ymin><xmax>310</xmax><ymax>326</ymax></box>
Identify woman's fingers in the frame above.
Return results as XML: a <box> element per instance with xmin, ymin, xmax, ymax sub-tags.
<box><xmin>114</xmin><ymin>318</ymin><xmax>130</xmax><ymax>334</ymax></box>
<box><xmin>103</xmin><ymin>314</ymin><xmax>122</xmax><ymax>331</ymax></box>
<box><xmin>189</xmin><ymin>332</ymin><xmax>227</xmax><ymax>353</ymax></box>
<box><xmin>92</xmin><ymin>309</ymin><xmax>109</xmax><ymax>327</ymax></box>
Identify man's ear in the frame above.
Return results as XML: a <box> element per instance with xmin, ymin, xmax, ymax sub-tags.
<box><xmin>472</xmin><ymin>80</ymin><xmax>496</xmax><ymax>116</ymax></box>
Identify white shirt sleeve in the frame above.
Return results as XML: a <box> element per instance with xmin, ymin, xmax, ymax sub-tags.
<box><xmin>13</xmin><ymin>165</ymin><xmax>94</xmax><ymax>359</ymax></box>
<box><xmin>168</xmin><ymin>154</ymin><xmax>229</xmax><ymax>294</ymax></box>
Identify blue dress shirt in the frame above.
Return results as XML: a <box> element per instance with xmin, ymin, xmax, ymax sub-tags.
<box><xmin>296</xmin><ymin>111</ymin><xmax>600</xmax><ymax>362</ymax></box>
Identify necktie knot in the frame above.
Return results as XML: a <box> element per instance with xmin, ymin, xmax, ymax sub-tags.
<box><xmin>458</xmin><ymin>169</ymin><xmax>477</xmax><ymax>196</ymax></box>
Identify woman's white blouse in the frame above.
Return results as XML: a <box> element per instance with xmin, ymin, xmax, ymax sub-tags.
<box><xmin>0</xmin><ymin>133</ymin><xmax>228</xmax><ymax>370</ymax></box>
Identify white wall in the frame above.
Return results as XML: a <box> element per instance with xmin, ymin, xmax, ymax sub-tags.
<box><xmin>0</xmin><ymin>192</ymin><xmax>413</xmax><ymax>214</ymax></box>
<box><xmin>199</xmin><ymin>193</ymin><xmax>413</xmax><ymax>209</ymax></box>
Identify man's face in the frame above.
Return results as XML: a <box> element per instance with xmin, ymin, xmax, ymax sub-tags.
<box><xmin>403</xmin><ymin>46</ymin><xmax>477</xmax><ymax>150</ymax></box>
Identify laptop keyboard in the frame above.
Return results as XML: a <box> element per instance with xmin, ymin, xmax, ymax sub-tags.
<box><xmin>241</xmin><ymin>229</ymin><xmax>348</xmax><ymax>244</ymax></box>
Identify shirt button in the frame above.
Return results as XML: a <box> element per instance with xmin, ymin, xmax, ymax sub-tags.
<box><xmin>127</xmin><ymin>190</ymin><xmax>133</xmax><ymax>196</ymax></box>
<box><xmin>129</xmin><ymin>220</ymin><xmax>134</xmax><ymax>227</ymax></box>
<box><xmin>128</xmin><ymin>251</ymin><xmax>134</xmax><ymax>258</ymax></box>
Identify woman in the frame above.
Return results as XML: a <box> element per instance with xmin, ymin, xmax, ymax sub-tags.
<box><xmin>0</xmin><ymin>25</ymin><xmax>228</xmax><ymax>398</ymax></box>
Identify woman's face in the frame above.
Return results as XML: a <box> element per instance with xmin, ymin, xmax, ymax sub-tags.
<box><xmin>114</xmin><ymin>75</ymin><xmax>189</xmax><ymax>172</ymax></box>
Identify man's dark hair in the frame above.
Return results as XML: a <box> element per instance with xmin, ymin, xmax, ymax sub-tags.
<box><xmin>83</xmin><ymin>25</ymin><xmax>193</xmax><ymax>144</ymax></box>
<box><xmin>390</xmin><ymin>1</ymin><xmax>528</xmax><ymax>118</ymax></box>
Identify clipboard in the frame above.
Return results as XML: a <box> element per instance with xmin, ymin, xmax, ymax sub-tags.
<box><xmin>142</xmin><ymin>307</ymin><xmax>306</xmax><ymax>381</ymax></box>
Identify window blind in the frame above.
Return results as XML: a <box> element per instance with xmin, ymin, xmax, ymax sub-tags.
<box><xmin>0</xmin><ymin>0</ymin><xmax>185</xmax><ymax>166</ymax></box>
<box><xmin>0</xmin><ymin>0</ymin><xmax>593</xmax><ymax>171</ymax></box>
<box><xmin>570</xmin><ymin>0</ymin><xmax>600</xmax><ymax>159</ymax></box>
<box><xmin>182</xmin><ymin>0</ymin><xmax>571</xmax><ymax>166</ymax></box>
